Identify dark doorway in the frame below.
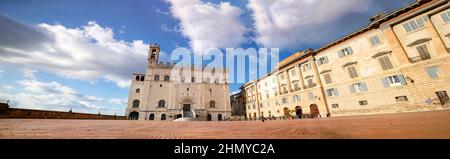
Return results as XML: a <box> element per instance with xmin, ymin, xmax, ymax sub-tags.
<box><xmin>436</xmin><ymin>91</ymin><xmax>449</xmax><ymax>105</ymax></box>
<box><xmin>149</xmin><ymin>114</ymin><xmax>155</xmax><ymax>120</ymax></box>
<box><xmin>183</xmin><ymin>104</ymin><xmax>191</xmax><ymax>112</ymax></box>
<box><xmin>295</xmin><ymin>106</ymin><xmax>303</xmax><ymax>118</ymax></box>
<box><xmin>128</xmin><ymin>112</ymin><xmax>139</xmax><ymax>120</ymax></box>
<box><xmin>310</xmin><ymin>104</ymin><xmax>320</xmax><ymax>118</ymax></box>
<box><xmin>175</xmin><ymin>114</ymin><xmax>182</xmax><ymax>119</ymax></box>
<box><xmin>207</xmin><ymin>114</ymin><xmax>212</xmax><ymax>121</ymax></box>
<box><xmin>218</xmin><ymin>114</ymin><xmax>222</xmax><ymax>121</ymax></box>
<box><xmin>161</xmin><ymin>114</ymin><xmax>166</xmax><ymax>120</ymax></box>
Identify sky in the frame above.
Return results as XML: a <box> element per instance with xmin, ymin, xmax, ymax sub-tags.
<box><xmin>0</xmin><ymin>0</ymin><xmax>416</xmax><ymax>115</ymax></box>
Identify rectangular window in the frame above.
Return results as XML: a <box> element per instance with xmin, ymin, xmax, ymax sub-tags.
<box><xmin>266</xmin><ymin>93</ymin><xmax>270</xmax><ymax>99</ymax></box>
<box><xmin>369</xmin><ymin>35</ymin><xmax>381</xmax><ymax>46</ymax></box>
<box><xmin>326</xmin><ymin>88</ymin><xmax>339</xmax><ymax>97</ymax></box>
<box><xmin>280</xmin><ymin>74</ymin><xmax>285</xmax><ymax>80</ymax></box>
<box><xmin>338</xmin><ymin>47</ymin><xmax>354</xmax><ymax>58</ymax></box>
<box><xmin>259</xmin><ymin>103</ymin><xmax>263</xmax><ymax>108</ymax></box>
<box><xmin>441</xmin><ymin>11</ymin><xmax>450</xmax><ymax>22</ymax></box>
<box><xmin>308</xmin><ymin>92</ymin><xmax>314</xmax><ymax>101</ymax></box>
<box><xmin>395</xmin><ymin>96</ymin><xmax>409</xmax><ymax>102</ymax></box>
<box><xmin>332</xmin><ymin>104</ymin><xmax>339</xmax><ymax>109</ymax></box>
<box><xmin>282</xmin><ymin>98</ymin><xmax>287</xmax><ymax>104</ymax></box>
<box><xmin>290</xmin><ymin>69</ymin><xmax>296</xmax><ymax>76</ymax></box>
<box><xmin>317</xmin><ymin>56</ymin><xmax>329</xmax><ymax>65</ymax></box>
<box><xmin>349</xmin><ymin>82</ymin><xmax>368</xmax><ymax>93</ymax></box>
<box><xmin>403</xmin><ymin>16</ymin><xmax>429</xmax><ymax>32</ymax></box>
<box><xmin>347</xmin><ymin>66</ymin><xmax>359</xmax><ymax>79</ymax></box>
<box><xmin>382</xmin><ymin>75</ymin><xmax>407</xmax><ymax>88</ymax></box>
<box><xmin>307</xmin><ymin>78</ymin><xmax>314</xmax><ymax>87</ymax></box>
<box><xmin>416</xmin><ymin>44</ymin><xmax>431</xmax><ymax>61</ymax></box>
<box><xmin>323</xmin><ymin>73</ymin><xmax>332</xmax><ymax>84</ymax></box>
<box><xmin>359</xmin><ymin>100</ymin><xmax>368</xmax><ymax>106</ymax></box>
<box><xmin>378</xmin><ymin>56</ymin><xmax>394</xmax><ymax>70</ymax></box>
<box><xmin>302</xmin><ymin>63</ymin><xmax>311</xmax><ymax>71</ymax></box>
<box><xmin>293</xmin><ymin>83</ymin><xmax>300</xmax><ymax>91</ymax></box>
<box><xmin>293</xmin><ymin>95</ymin><xmax>300</xmax><ymax>102</ymax></box>
<box><xmin>426</xmin><ymin>66</ymin><xmax>440</xmax><ymax>79</ymax></box>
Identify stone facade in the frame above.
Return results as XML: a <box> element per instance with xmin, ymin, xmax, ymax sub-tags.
<box><xmin>230</xmin><ymin>91</ymin><xmax>246</xmax><ymax>117</ymax></box>
<box><xmin>125</xmin><ymin>44</ymin><xmax>231</xmax><ymax>121</ymax></box>
<box><xmin>0</xmin><ymin>103</ymin><xmax>124</xmax><ymax>120</ymax></box>
<box><xmin>243</xmin><ymin>0</ymin><xmax>450</xmax><ymax>118</ymax></box>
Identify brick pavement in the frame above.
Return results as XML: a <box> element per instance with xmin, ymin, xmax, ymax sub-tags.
<box><xmin>1</xmin><ymin>110</ymin><xmax>450</xmax><ymax>139</ymax></box>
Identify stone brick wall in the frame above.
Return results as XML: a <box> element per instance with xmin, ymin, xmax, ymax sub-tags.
<box><xmin>0</xmin><ymin>103</ymin><xmax>125</xmax><ymax>120</ymax></box>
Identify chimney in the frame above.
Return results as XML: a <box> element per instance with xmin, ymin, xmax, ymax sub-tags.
<box><xmin>370</xmin><ymin>12</ymin><xmax>386</xmax><ymax>23</ymax></box>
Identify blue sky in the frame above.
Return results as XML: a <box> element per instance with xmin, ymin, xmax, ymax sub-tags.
<box><xmin>0</xmin><ymin>0</ymin><xmax>415</xmax><ymax>115</ymax></box>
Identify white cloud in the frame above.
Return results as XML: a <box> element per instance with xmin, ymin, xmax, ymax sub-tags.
<box><xmin>19</xmin><ymin>67</ymin><xmax>38</xmax><ymax>78</ymax></box>
<box><xmin>0</xmin><ymin>79</ymin><xmax>126</xmax><ymax>115</ymax></box>
<box><xmin>0</xmin><ymin>15</ymin><xmax>150</xmax><ymax>88</ymax></box>
<box><xmin>248</xmin><ymin>0</ymin><xmax>372</xmax><ymax>49</ymax></box>
<box><xmin>2</xmin><ymin>84</ymin><xmax>13</xmax><ymax>90</ymax></box>
<box><xmin>167</xmin><ymin>0</ymin><xmax>247</xmax><ymax>52</ymax></box>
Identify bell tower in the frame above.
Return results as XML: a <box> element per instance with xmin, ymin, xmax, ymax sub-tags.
<box><xmin>148</xmin><ymin>43</ymin><xmax>160</xmax><ymax>66</ymax></box>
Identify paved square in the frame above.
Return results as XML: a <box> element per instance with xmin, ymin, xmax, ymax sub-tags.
<box><xmin>1</xmin><ymin>110</ymin><xmax>450</xmax><ymax>139</ymax></box>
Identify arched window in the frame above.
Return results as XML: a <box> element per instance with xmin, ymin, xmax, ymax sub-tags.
<box><xmin>214</xmin><ymin>78</ymin><xmax>219</xmax><ymax>84</ymax></box>
<box><xmin>180</xmin><ymin>76</ymin><xmax>185</xmax><ymax>83</ymax></box>
<box><xmin>136</xmin><ymin>89</ymin><xmax>140</xmax><ymax>93</ymax></box>
<box><xmin>158</xmin><ymin>100</ymin><xmax>165</xmax><ymax>107</ymax></box>
<box><xmin>161</xmin><ymin>114</ymin><xmax>166</xmax><ymax>120</ymax></box>
<box><xmin>140</xmin><ymin>76</ymin><xmax>145</xmax><ymax>81</ymax></box>
<box><xmin>164</xmin><ymin>75</ymin><xmax>170</xmax><ymax>81</ymax></box>
<box><xmin>135</xmin><ymin>76</ymin><xmax>140</xmax><ymax>81</ymax></box>
<box><xmin>209</xmin><ymin>100</ymin><xmax>216</xmax><ymax>108</ymax></box>
<box><xmin>218</xmin><ymin>114</ymin><xmax>222</xmax><ymax>121</ymax></box>
<box><xmin>128</xmin><ymin>112</ymin><xmax>139</xmax><ymax>120</ymax></box>
<box><xmin>154</xmin><ymin>75</ymin><xmax>160</xmax><ymax>81</ymax></box>
<box><xmin>132</xmin><ymin>100</ymin><xmax>140</xmax><ymax>108</ymax></box>
<box><xmin>149</xmin><ymin>114</ymin><xmax>155</xmax><ymax>120</ymax></box>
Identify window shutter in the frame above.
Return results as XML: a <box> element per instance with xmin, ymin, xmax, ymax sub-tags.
<box><xmin>349</xmin><ymin>84</ymin><xmax>356</xmax><ymax>93</ymax></box>
<box><xmin>347</xmin><ymin>47</ymin><xmax>353</xmax><ymax>54</ymax></box>
<box><xmin>427</xmin><ymin>66</ymin><xmax>439</xmax><ymax>79</ymax></box>
<box><xmin>382</xmin><ymin>78</ymin><xmax>390</xmax><ymax>88</ymax></box>
<box><xmin>338</xmin><ymin>50</ymin><xmax>344</xmax><ymax>58</ymax></box>
<box><xmin>334</xmin><ymin>88</ymin><xmax>340</xmax><ymax>96</ymax></box>
<box><xmin>317</xmin><ymin>59</ymin><xmax>322</xmax><ymax>65</ymax></box>
<box><xmin>398</xmin><ymin>75</ymin><xmax>407</xmax><ymax>85</ymax></box>
<box><xmin>324</xmin><ymin>56</ymin><xmax>329</xmax><ymax>64</ymax></box>
<box><xmin>360</xmin><ymin>82</ymin><xmax>368</xmax><ymax>92</ymax></box>
<box><xmin>403</xmin><ymin>23</ymin><xmax>412</xmax><ymax>32</ymax></box>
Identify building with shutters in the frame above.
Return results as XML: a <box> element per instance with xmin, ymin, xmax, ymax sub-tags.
<box><xmin>243</xmin><ymin>0</ymin><xmax>450</xmax><ymax>119</ymax></box>
<box><xmin>125</xmin><ymin>44</ymin><xmax>231</xmax><ymax>121</ymax></box>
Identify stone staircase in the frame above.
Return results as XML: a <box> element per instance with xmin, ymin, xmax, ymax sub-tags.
<box><xmin>173</xmin><ymin>109</ymin><xmax>196</xmax><ymax>121</ymax></box>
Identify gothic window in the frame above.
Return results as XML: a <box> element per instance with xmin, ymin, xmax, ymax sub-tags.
<box><xmin>154</xmin><ymin>75</ymin><xmax>160</xmax><ymax>81</ymax></box>
<box><xmin>209</xmin><ymin>100</ymin><xmax>216</xmax><ymax>108</ymax></box>
<box><xmin>164</xmin><ymin>75</ymin><xmax>170</xmax><ymax>81</ymax></box>
<box><xmin>132</xmin><ymin>100</ymin><xmax>140</xmax><ymax>108</ymax></box>
<box><xmin>158</xmin><ymin>100</ymin><xmax>165</xmax><ymax>108</ymax></box>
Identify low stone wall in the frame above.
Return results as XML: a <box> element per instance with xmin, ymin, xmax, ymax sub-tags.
<box><xmin>0</xmin><ymin>103</ymin><xmax>125</xmax><ymax>120</ymax></box>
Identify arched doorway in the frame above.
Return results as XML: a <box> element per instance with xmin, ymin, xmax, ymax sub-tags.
<box><xmin>129</xmin><ymin>112</ymin><xmax>139</xmax><ymax>120</ymax></box>
<box><xmin>161</xmin><ymin>114</ymin><xmax>166</xmax><ymax>120</ymax></box>
<box><xmin>310</xmin><ymin>104</ymin><xmax>320</xmax><ymax>118</ymax></box>
<box><xmin>207</xmin><ymin>114</ymin><xmax>212</xmax><ymax>121</ymax></box>
<box><xmin>149</xmin><ymin>114</ymin><xmax>155</xmax><ymax>120</ymax></box>
<box><xmin>295</xmin><ymin>106</ymin><xmax>303</xmax><ymax>118</ymax></box>
<box><xmin>218</xmin><ymin>114</ymin><xmax>222</xmax><ymax>121</ymax></box>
